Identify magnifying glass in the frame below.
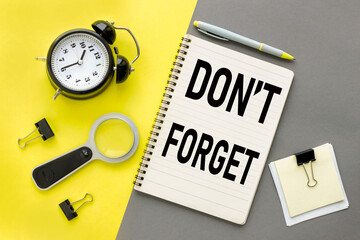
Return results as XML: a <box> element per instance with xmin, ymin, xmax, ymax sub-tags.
<box><xmin>32</xmin><ymin>113</ymin><xmax>139</xmax><ymax>190</ymax></box>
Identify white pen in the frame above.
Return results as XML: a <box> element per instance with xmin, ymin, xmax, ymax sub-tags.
<box><xmin>194</xmin><ymin>20</ymin><xmax>295</xmax><ymax>60</ymax></box>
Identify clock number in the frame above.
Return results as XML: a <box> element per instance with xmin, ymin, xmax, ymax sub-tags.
<box><xmin>88</xmin><ymin>45</ymin><xmax>95</xmax><ymax>52</ymax></box>
<box><xmin>85</xmin><ymin>77</ymin><xmax>90</xmax><ymax>82</ymax></box>
<box><xmin>92</xmin><ymin>71</ymin><xmax>98</xmax><ymax>76</ymax></box>
<box><xmin>61</xmin><ymin>67</ymin><xmax>66</xmax><ymax>72</ymax></box>
<box><xmin>66</xmin><ymin>74</ymin><xmax>72</xmax><ymax>79</ymax></box>
<box><xmin>94</xmin><ymin>52</ymin><xmax>101</xmax><ymax>59</ymax></box>
<box><xmin>59</xmin><ymin>57</ymin><xmax>65</xmax><ymax>62</ymax></box>
<box><xmin>80</xmin><ymin>42</ymin><xmax>86</xmax><ymax>48</ymax></box>
<box><xmin>96</xmin><ymin>63</ymin><xmax>101</xmax><ymax>67</ymax></box>
<box><xmin>63</xmin><ymin>49</ymin><xmax>68</xmax><ymax>54</ymax></box>
<box><xmin>75</xmin><ymin>79</ymin><xmax>81</xmax><ymax>83</ymax></box>
<box><xmin>70</xmin><ymin>43</ymin><xmax>76</xmax><ymax>48</ymax></box>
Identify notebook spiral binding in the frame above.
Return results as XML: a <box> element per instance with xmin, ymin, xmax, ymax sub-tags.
<box><xmin>133</xmin><ymin>37</ymin><xmax>191</xmax><ymax>187</ymax></box>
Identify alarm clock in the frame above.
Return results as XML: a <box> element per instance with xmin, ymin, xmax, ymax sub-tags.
<box><xmin>37</xmin><ymin>20</ymin><xmax>140</xmax><ymax>99</ymax></box>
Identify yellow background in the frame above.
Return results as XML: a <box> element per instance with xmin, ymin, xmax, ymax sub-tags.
<box><xmin>0</xmin><ymin>0</ymin><xmax>197</xmax><ymax>239</ymax></box>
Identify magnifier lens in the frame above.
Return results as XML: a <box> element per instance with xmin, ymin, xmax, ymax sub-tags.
<box><xmin>95</xmin><ymin>119</ymin><xmax>134</xmax><ymax>158</ymax></box>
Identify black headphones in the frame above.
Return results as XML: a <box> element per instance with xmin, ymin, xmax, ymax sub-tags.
<box><xmin>91</xmin><ymin>20</ymin><xmax>140</xmax><ymax>83</ymax></box>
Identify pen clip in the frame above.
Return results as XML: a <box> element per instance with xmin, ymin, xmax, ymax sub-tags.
<box><xmin>197</xmin><ymin>29</ymin><xmax>229</xmax><ymax>41</ymax></box>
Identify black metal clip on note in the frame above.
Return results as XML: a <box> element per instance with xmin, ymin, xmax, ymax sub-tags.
<box><xmin>295</xmin><ymin>149</ymin><xmax>318</xmax><ymax>187</ymax></box>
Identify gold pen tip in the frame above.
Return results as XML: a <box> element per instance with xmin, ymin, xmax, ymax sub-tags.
<box><xmin>193</xmin><ymin>21</ymin><xmax>198</xmax><ymax>27</ymax></box>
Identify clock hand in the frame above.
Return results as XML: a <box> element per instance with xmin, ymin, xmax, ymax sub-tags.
<box><xmin>61</xmin><ymin>50</ymin><xmax>86</xmax><ymax>71</ymax></box>
<box><xmin>80</xmin><ymin>50</ymin><xmax>86</xmax><ymax>60</ymax></box>
<box><xmin>61</xmin><ymin>62</ymin><xmax>79</xmax><ymax>70</ymax></box>
<box><xmin>78</xmin><ymin>50</ymin><xmax>86</xmax><ymax>65</ymax></box>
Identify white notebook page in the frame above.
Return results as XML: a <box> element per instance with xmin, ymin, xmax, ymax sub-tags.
<box><xmin>135</xmin><ymin>34</ymin><xmax>294</xmax><ymax>224</ymax></box>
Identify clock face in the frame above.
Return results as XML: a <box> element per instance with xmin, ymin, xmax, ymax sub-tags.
<box><xmin>49</xmin><ymin>31</ymin><xmax>111</xmax><ymax>92</ymax></box>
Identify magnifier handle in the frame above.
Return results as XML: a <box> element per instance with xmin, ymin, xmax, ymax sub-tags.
<box><xmin>32</xmin><ymin>146</ymin><xmax>93</xmax><ymax>190</ymax></box>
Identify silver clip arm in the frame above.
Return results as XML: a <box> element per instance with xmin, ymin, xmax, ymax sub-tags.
<box><xmin>71</xmin><ymin>193</ymin><xmax>94</xmax><ymax>212</ymax></box>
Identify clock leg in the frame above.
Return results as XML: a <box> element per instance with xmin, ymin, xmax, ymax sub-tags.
<box><xmin>53</xmin><ymin>89</ymin><xmax>62</xmax><ymax>100</ymax></box>
<box><xmin>35</xmin><ymin>56</ymin><xmax>47</xmax><ymax>62</ymax></box>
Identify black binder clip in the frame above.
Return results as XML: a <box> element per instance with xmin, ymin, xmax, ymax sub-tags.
<box><xmin>59</xmin><ymin>193</ymin><xmax>93</xmax><ymax>221</ymax></box>
<box><xmin>295</xmin><ymin>149</ymin><xmax>318</xmax><ymax>187</ymax></box>
<box><xmin>18</xmin><ymin>118</ymin><xmax>54</xmax><ymax>148</ymax></box>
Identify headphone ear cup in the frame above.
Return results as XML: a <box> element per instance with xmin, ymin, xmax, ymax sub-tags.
<box><xmin>115</xmin><ymin>55</ymin><xmax>130</xmax><ymax>84</ymax></box>
<box><xmin>91</xmin><ymin>20</ymin><xmax>116</xmax><ymax>44</ymax></box>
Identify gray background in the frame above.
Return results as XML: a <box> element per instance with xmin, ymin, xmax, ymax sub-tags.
<box><xmin>117</xmin><ymin>0</ymin><xmax>360</xmax><ymax>239</ymax></box>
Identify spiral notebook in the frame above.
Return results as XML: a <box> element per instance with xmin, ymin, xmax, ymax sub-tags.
<box><xmin>134</xmin><ymin>34</ymin><xmax>294</xmax><ymax>224</ymax></box>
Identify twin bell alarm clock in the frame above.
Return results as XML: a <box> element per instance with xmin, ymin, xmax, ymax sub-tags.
<box><xmin>37</xmin><ymin>20</ymin><xmax>140</xmax><ymax>99</ymax></box>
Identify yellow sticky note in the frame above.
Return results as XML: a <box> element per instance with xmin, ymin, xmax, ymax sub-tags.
<box><xmin>274</xmin><ymin>143</ymin><xmax>344</xmax><ymax>217</ymax></box>
<box><xmin>0</xmin><ymin>0</ymin><xmax>197</xmax><ymax>239</ymax></box>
